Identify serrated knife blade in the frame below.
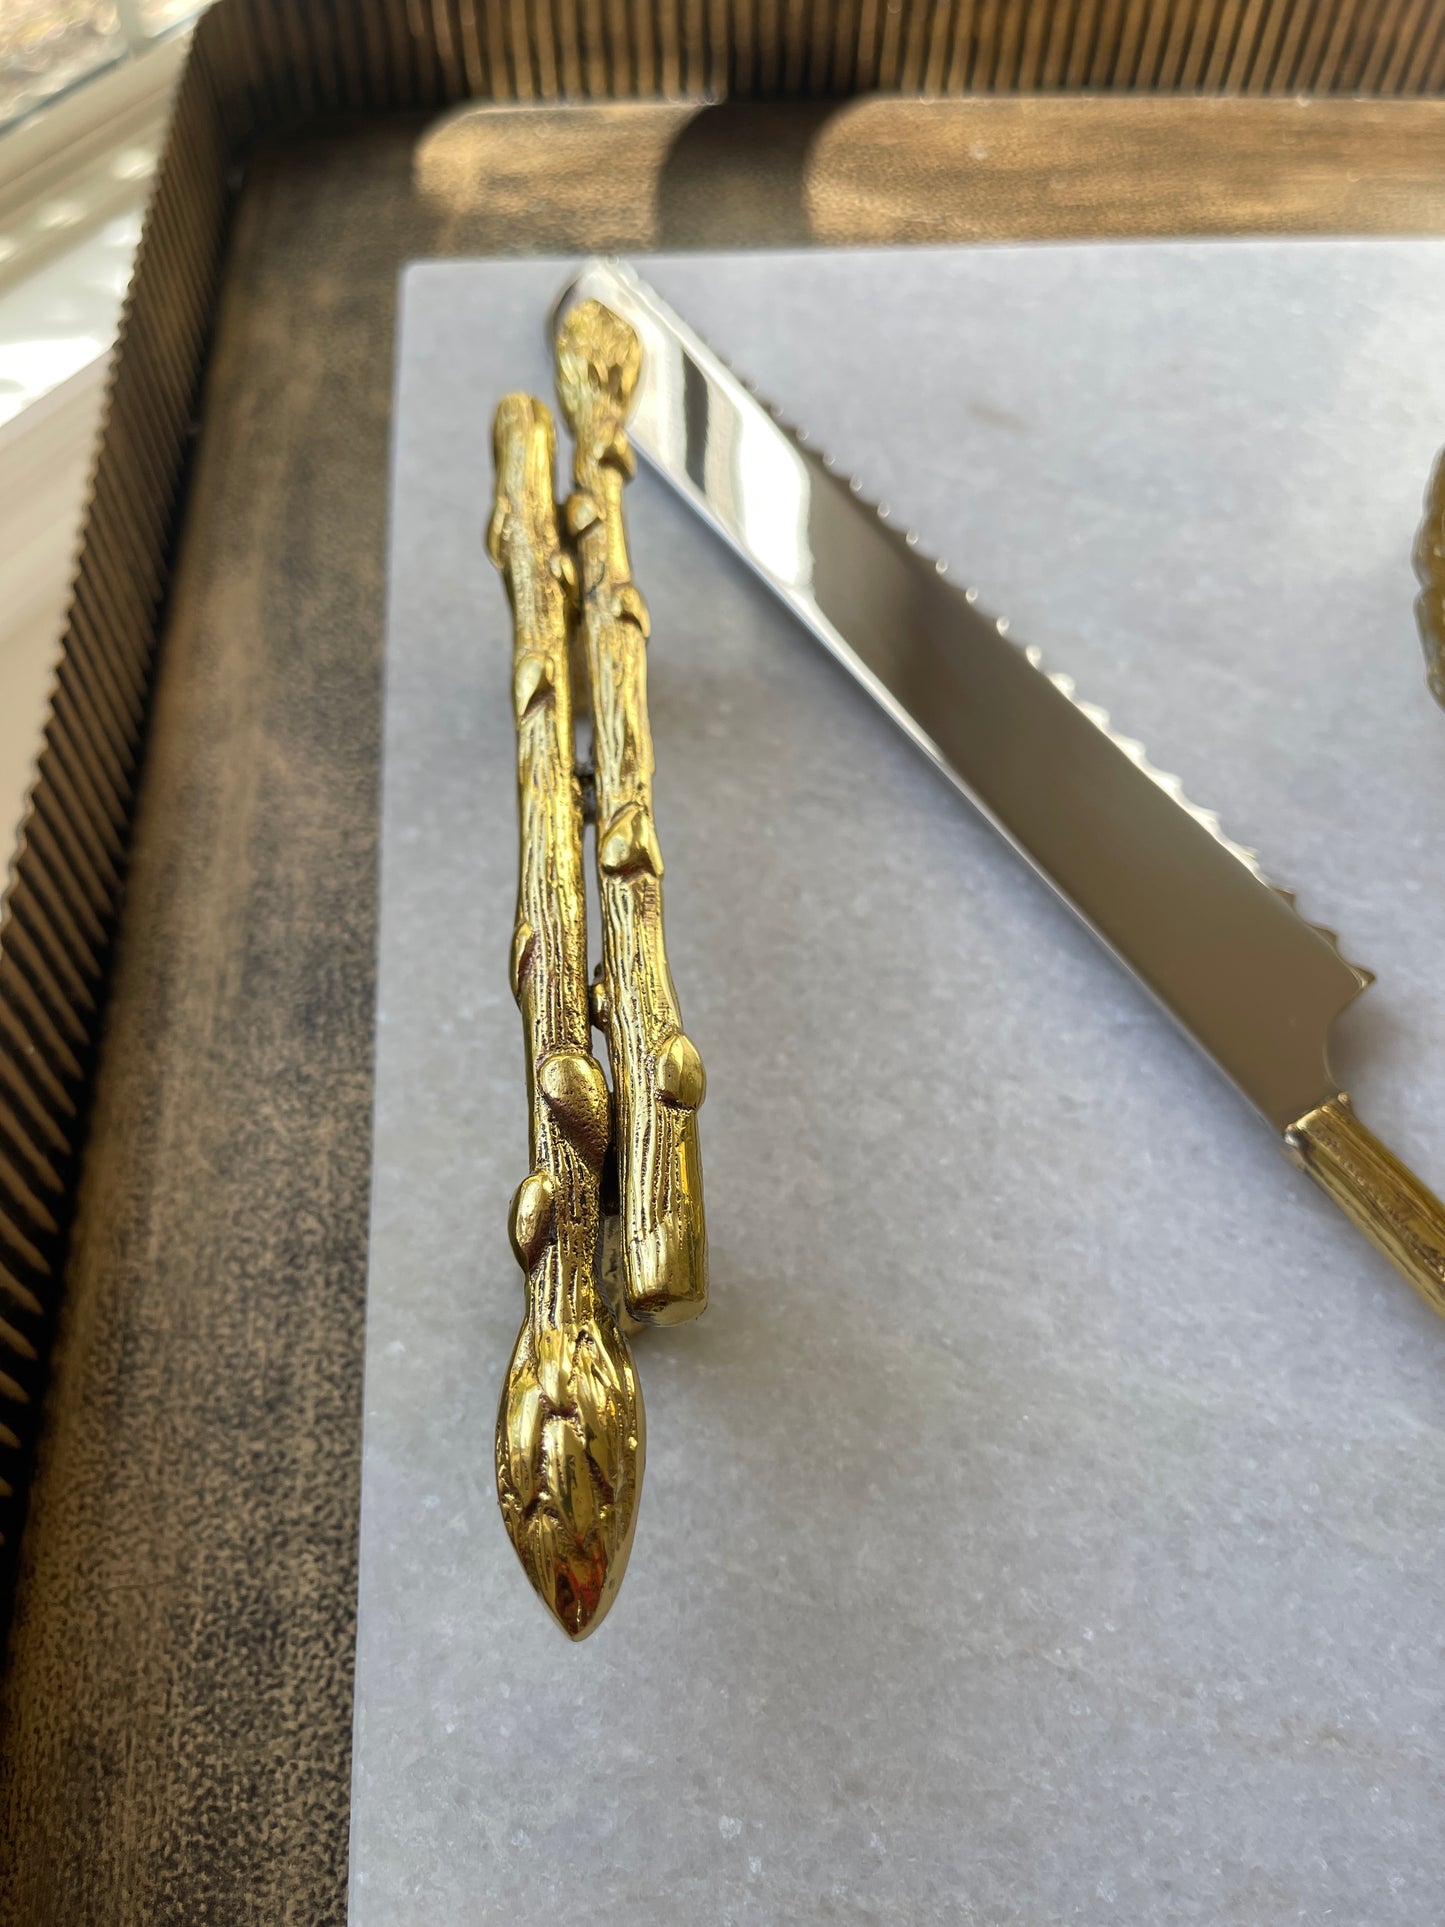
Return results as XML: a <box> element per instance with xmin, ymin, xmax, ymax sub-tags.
<box><xmin>554</xmin><ymin>257</ymin><xmax>1445</xmax><ymax>1317</ymax></box>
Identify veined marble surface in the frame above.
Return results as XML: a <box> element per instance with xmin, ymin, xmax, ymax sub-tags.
<box><xmin>353</xmin><ymin>243</ymin><xmax>1445</xmax><ymax>1925</ymax></box>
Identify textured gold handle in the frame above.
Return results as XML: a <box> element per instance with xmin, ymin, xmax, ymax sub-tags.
<box><xmin>1411</xmin><ymin>447</ymin><xmax>1445</xmax><ymax>709</ymax></box>
<box><xmin>488</xmin><ymin>393</ymin><xmax>644</xmax><ymax>1640</ymax></box>
<box><xmin>1284</xmin><ymin>1094</ymin><xmax>1445</xmax><ymax>1318</ymax></box>
<box><xmin>555</xmin><ymin>300</ymin><xmax>708</xmax><ymax>1327</ymax></box>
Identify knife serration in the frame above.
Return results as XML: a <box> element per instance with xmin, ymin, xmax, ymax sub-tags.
<box><xmin>754</xmin><ymin>383</ymin><xmax>1359</xmax><ymax>961</ymax></box>
<box><xmin>555</xmin><ymin>256</ymin><xmax>1373</xmax><ymax>1139</ymax></box>
<box><xmin>777</xmin><ymin>376</ymin><xmax>1347</xmax><ymax>936</ymax></box>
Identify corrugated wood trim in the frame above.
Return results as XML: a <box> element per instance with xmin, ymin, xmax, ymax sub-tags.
<box><xmin>1383</xmin><ymin>0</ymin><xmax>1435</xmax><ymax>93</ymax></box>
<box><xmin>0</xmin><ymin>0</ymin><xmax>230</xmax><ymax>1605</ymax></box>
<box><xmin>1423</xmin><ymin>13</ymin><xmax>1445</xmax><ymax>93</ymax></box>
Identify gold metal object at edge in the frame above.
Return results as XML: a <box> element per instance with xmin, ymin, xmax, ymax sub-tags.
<box><xmin>1412</xmin><ymin>448</ymin><xmax>1445</xmax><ymax>710</ymax></box>
<box><xmin>487</xmin><ymin>392</ymin><xmax>645</xmax><ymax>1640</ymax></box>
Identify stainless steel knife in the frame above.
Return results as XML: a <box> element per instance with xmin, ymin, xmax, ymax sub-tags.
<box><xmin>553</xmin><ymin>256</ymin><xmax>1445</xmax><ymax>1317</ymax></box>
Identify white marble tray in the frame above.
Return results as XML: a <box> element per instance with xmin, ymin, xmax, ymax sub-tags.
<box><xmin>352</xmin><ymin>243</ymin><xmax>1445</xmax><ymax>1925</ymax></box>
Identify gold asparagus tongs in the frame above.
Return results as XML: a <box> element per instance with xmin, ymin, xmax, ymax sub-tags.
<box><xmin>487</xmin><ymin>302</ymin><xmax>708</xmax><ymax>1639</ymax></box>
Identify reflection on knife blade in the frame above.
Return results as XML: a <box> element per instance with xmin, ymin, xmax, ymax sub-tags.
<box><xmin>551</xmin><ymin>256</ymin><xmax>1445</xmax><ymax>1320</ymax></box>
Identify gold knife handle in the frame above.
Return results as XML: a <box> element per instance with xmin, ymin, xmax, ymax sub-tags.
<box><xmin>555</xmin><ymin>298</ymin><xmax>708</xmax><ymax>1328</ymax></box>
<box><xmin>1284</xmin><ymin>1094</ymin><xmax>1445</xmax><ymax>1318</ymax></box>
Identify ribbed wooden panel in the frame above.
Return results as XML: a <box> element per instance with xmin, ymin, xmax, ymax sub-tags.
<box><xmin>1</xmin><ymin>0</ymin><xmax>1442</xmax><ymax>1629</ymax></box>
<box><xmin>0</xmin><ymin>27</ymin><xmax>230</xmax><ymax>1611</ymax></box>
<box><xmin>186</xmin><ymin>0</ymin><xmax>1445</xmax><ymax>107</ymax></box>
